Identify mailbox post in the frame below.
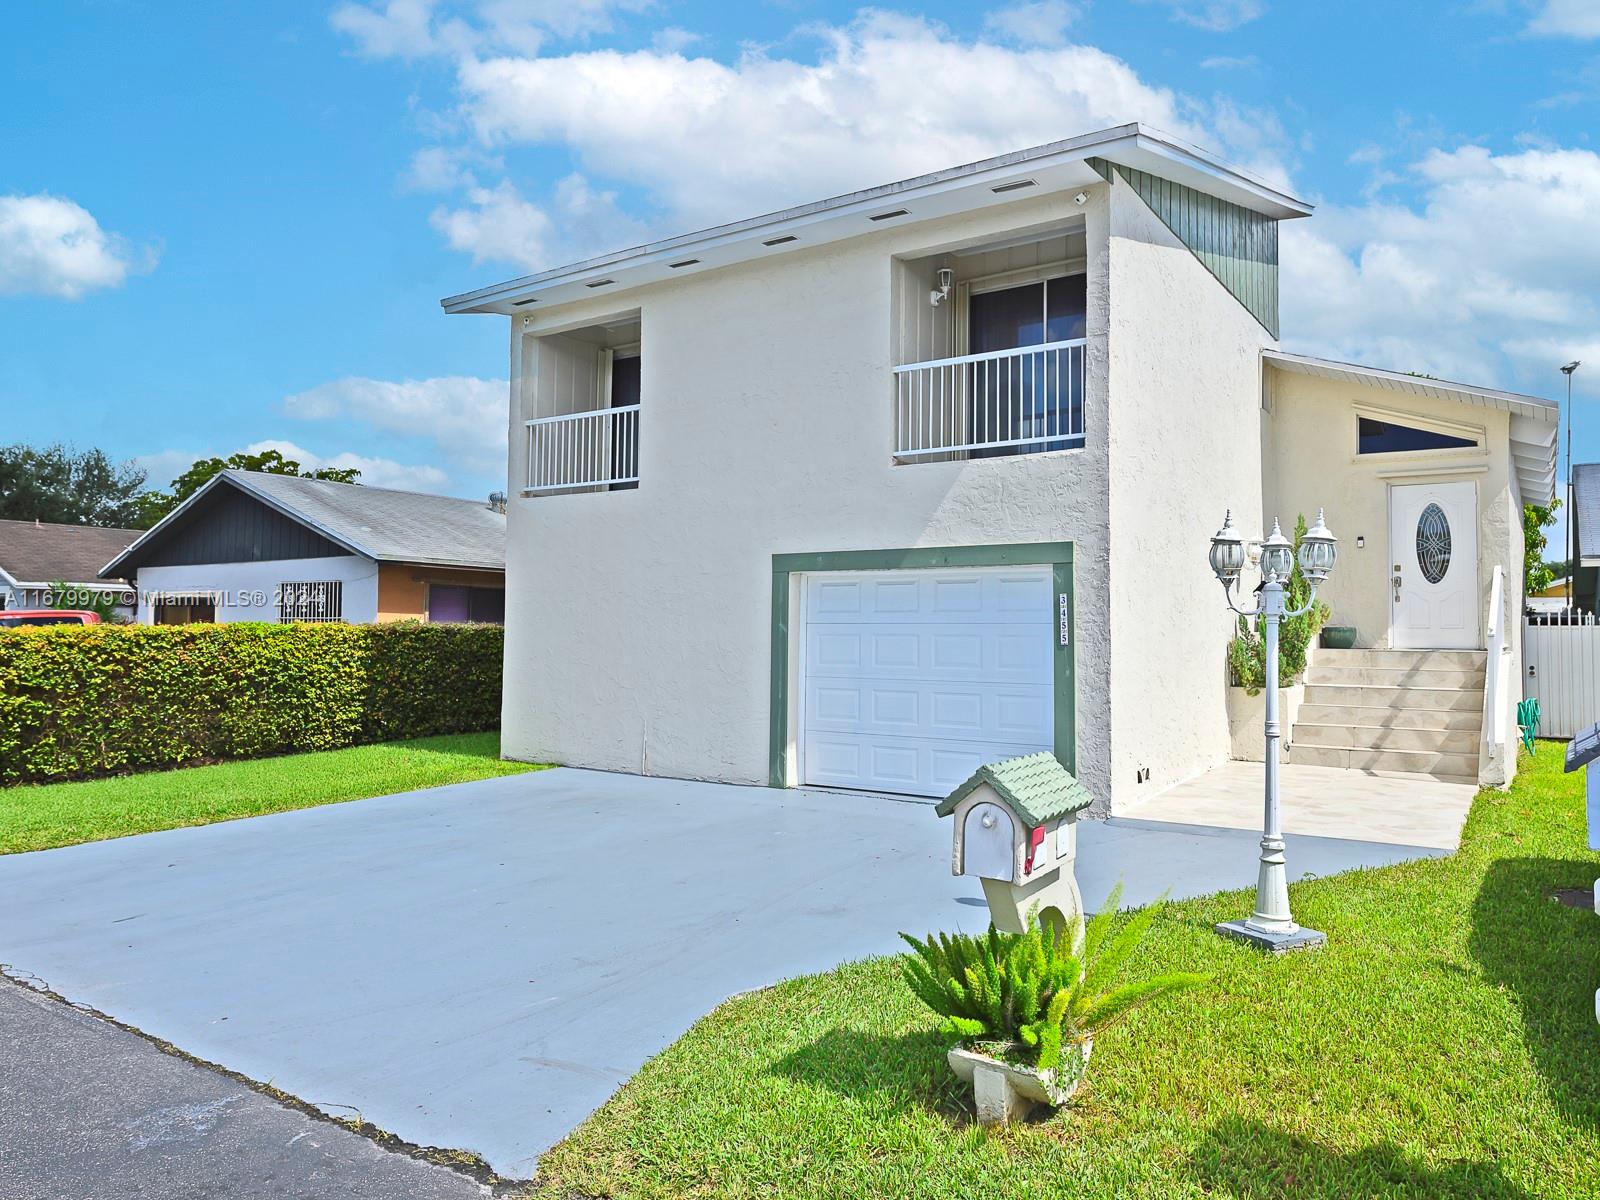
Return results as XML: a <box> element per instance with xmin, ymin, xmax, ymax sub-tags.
<box><xmin>936</xmin><ymin>753</ymin><xmax>1096</xmax><ymax>935</ymax></box>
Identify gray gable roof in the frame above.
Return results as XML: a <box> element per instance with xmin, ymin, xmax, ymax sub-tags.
<box><xmin>0</xmin><ymin>519</ymin><xmax>141</xmax><ymax>587</ymax></box>
<box><xmin>103</xmin><ymin>471</ymin><xmax>505</xmax><ymax>577</ymax></box>
<box><xmin>1574</xmin><ymin>463</ymin><xmax>1600</xmax><ymax>562</ymax></box>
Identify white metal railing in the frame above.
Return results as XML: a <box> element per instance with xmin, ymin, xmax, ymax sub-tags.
<box><xmin>893</xmin><ymin>339</ymin><xmax>1086</xmax><ymax>460</ymax></box>
<box><xmin>524</xmin><ymin>405</ymin><xmax>639</xmax><ymax>494</ymax></box>
<box><xmin>1483</xmin><ymin>564</ymin><xmax>1507</xmax><ymax>749</ymax></box>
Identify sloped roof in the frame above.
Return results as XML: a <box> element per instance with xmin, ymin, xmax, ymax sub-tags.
<box><xmin>442</xmin><ymin>123</ymin><xmax>1311</xmax><ymax>316</ymax></box>
<box><xmin>103</xmin><ymin>471</ymin><xmax>505</xmax><ymax>577</ymax></box>
<box><xmin>0</xmin><ymin>519</ymin><xmax>141</xmax><ymax>586</ymax></box>
<box><xmin>1574</xmin><ymin>463</ymin><xmax>1600</xmax><ymax>563</ymax></box>
<box><xmin>1262</xmin><ymin>349</ymin><xmax>1559</xmax><ymax>503</ymax></box>
<box><xmin>935</xmin><ymin>753</ymin><xmax>1095</xmax><ymax>826</ymax></box>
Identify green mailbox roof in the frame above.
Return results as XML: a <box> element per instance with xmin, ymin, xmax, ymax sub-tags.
<box><xmin>935</xmin><ymin>753</ymin><xmax>1096</xmax><ymax>826</ymax></box>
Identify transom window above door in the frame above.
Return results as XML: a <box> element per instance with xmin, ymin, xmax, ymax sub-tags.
<box><xmin>1357</xmin><ymin>415</ymin><xmax>1478</xmax><ymax>455</ymax></box>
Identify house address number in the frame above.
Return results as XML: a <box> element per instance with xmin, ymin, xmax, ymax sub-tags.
<box><xmin>1059</xmin><ymin>592</ymin><xmax>1070</xmax><ymax>646</ymax></box>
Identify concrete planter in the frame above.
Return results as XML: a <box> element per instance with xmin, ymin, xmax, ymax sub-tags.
<box><xmin>1227</xmin><ymin>683</ymin><xmax>1305</xmax><ymax>762</ymax></box>
<box><xmin>1227</xmin><ymin>643</ymin><xmax>1315</xmax><ymax>762</ymax></box>
<box><xmin>947</xmin><ymin>1037</ymin><xmax>1093</xmax><ymax>1125</ymax></box>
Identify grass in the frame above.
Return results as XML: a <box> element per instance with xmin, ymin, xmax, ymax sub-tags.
<box><xmin>538</xmin><ymin>741</ymin><xmax>1600</xmax><ymax>1200</ymax></box>
<box><xmin>0</xmin><ymin>733</ymin><xmax>543</xmax><ymax>854</ymax></box>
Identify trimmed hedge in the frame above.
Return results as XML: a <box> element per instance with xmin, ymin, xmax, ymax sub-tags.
<box><xmin>0</xmin><ymin>622</ymin><xmax>504</xmax><ymax>785</ymax></box>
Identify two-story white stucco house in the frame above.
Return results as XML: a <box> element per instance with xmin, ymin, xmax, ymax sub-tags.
<box><xmin>444</xmin><ymin>123</ymin><xmax>1558</xmax><ymax>812</ymax></box>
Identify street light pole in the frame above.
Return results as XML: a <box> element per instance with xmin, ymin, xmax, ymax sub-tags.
<box><xmin>1208</xmin><ymin>510</ymin><xmax>1338</xmax><ymax>953</ymax></box>
<box><xmin>1562</xmin><ymin>362</ymin><xmax>1580</xmax><ymax>610</ymax></box>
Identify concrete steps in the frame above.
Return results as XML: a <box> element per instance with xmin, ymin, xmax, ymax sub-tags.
<box><xmin>1288</xmin><ymin>648</ymin><xmax>1484</xmax><ymax>784</ymax></box>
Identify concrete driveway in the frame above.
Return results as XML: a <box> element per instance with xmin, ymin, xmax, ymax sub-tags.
<box><xmin>0</xmin><ymin>767</ymin><xmax>1450</xmax><ymax>1179</ymax></box>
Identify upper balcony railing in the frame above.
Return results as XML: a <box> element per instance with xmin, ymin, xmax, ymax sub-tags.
<box><xmin>892</xmin><ymin>338</ymin><xmax>1086</xmax><ymax>461</ymax></box>
<box><xmin>524</xmin><ymin>406</ymin><xmax>639</xmax><ymax>494</ymax></box>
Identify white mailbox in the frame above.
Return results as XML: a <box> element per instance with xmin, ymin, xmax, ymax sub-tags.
<box><xmin>937</xmin><ymin>752</ymin><xmax>1096</xmax><ymax>935</ymax></box>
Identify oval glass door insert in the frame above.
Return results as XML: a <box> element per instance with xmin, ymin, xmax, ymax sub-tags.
<box><xmin>1415</xmin><ymin>502</ymin><xmax>1451</xmax><ymax>583</ymax></box>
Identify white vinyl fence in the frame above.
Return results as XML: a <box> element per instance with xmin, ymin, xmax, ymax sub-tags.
<box><xmin>1524</xmin><ymin>610</ymin><xmax>1600</xmax><ymax>739</ymax></box>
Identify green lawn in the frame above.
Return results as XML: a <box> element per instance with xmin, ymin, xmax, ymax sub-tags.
<box><xmin>0</xmin><ymin>733</ymin><xmax>543</xmax><ymax>855</ymax></box>
<box><xmin>539</xmin><ymin>742</ymin><xmax>1600</xmax><ymax>1200</ymax></box>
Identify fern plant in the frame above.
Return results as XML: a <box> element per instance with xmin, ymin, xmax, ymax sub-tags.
<box><xmin>1227</xmin><ymin>512</ymin><xmax>1331</xmax><ymax>694</ymax></box>
<box><xmin>900</xmin><ymin>884</ymin><xmax>1206</xmax><ymax>1073</ymax></box>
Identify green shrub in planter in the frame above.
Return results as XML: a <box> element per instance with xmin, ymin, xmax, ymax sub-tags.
<box><xmin>1227</xmin><ymin>513</ymin><xmax>1329</xmax><ymax>694</ymax></box>
<box><xmin>900</xmin><ymin>884</ymin><xmax>1205</xmax><ymax>1072</ymax></box>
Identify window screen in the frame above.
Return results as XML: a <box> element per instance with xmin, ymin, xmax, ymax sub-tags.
<box><xmin>278</xmin><ymin>581</ymin><xmax>342</xmax><ymax>623</ymax></box>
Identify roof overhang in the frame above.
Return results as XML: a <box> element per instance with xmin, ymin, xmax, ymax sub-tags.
<box><xmin>1263</xmin><ymin>349</ymin><xmax>1560</xmax><ymax>503</ymax></box>
<box><xmin>441</xmin><ymin>123</ymin><xmax>1312</xmax><ymax>316</ymax></box>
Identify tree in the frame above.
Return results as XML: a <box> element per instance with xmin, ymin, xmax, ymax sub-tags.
<box><xmin>0</xmin><ymin>443</ymin><xmax>150</xmax><ymax>528</ymax></box>
<box><xmin>136</xmin><ymin>449</ymin><xmax>361</xmax><ymax>526</ymax></box>
<box><xmin>1524</xmin><ymin>498</ymin><xmax>1562</xmax><ymax>595</ymax></box>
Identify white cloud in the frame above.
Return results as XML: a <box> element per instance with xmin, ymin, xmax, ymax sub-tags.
<box><xmin>135</xmin><ymin>441</ymin><xmax>452</xmax><ymax>495</ymax></box>
<box><xmin>1134</xmin><ymin>0</ymin><xmax>1266</xmax><ymax>31</ymax></box>
<box><xmin>428</xmin><ymin>173</ymin><xmax>653</xmax><ymax>268</ymax></box>
<box><xmin>1281</xmin><ymin>143</ymin><xmax>1600</xmax><ymax>388</ymax></box>
<box><xmin>1200</xmin><ymin>54</ymin><xmax>1257</xmax><ymax>69</ymax></box>
<box><xmin>242</xmin><ymin>440</ymin><xmax>453</xmax><ymax>492</ymax></box>
<box><xmin>331</xmin><ymin>0</ymin><xmax>649</xmax><ymax>58</ymax></box>
<box><xmin>0</xmin><ymin>193</ymin><xmax>152</xmax><ymax>299</ymax></box>
<box><xmin>1527</xmin><ymin>0</ymin><xmax>1600</xmax><ymax>38</ymax></box>
<box><xmin>429</xmin><ymin>179</ymin><xmax>555</xmax><ymax>267</ymax></box>
<box><xmin>448</xmin><ymin>10</ymin><xmax>1290</xmax><ymax>266</ymax></box>
<box><xmin>405</xmin><ymin>145</ymin><xmax>484</xmax><ymax>191</ymax></box>
<box><xmin>282</xmin><ymin>375</ymin><xmax>508</xmax><ymax>472</ymax></box>
<box><xmin>983</xmin><ymin>1</ymin><xmax>1080</xmax><ymax>45</ymax></box>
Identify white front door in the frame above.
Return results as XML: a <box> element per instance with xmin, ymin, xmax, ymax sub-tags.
<box><xmin>799</xmin><ymin>566</ymin><xmax>1055</xmax><ymax>798</ymax></box>
<box><xmin>1388</xmin><ymin>480</ymin><xmax>1478</xmax><ymax>649</ymax></box>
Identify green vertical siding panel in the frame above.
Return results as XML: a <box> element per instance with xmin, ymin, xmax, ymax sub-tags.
<box><xmin>1113</xmin><ymin>163</ymin><xmax>1280</xmax><ymax>338</ymax></box>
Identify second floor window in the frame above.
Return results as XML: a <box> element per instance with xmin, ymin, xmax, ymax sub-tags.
<box><xmin>967</xmin><ymin>274</ymin><xmax>1087</xmax><ymax>457</ymax></box>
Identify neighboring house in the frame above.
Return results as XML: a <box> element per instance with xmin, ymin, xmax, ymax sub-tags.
<box><xmin>1572</xmin><ymin>463</ymin><xmax>1599</xmax><ymax>613</ymax></box>
<box><xmin>443</xmin><ymin>122</ymin><xmax>1558</xmax><ymax>808</ymax></box>
<box><xmin>100</xmin><ymin>470</ymin><xmax>506</xmax><ymax>625</ymax></box>
<box><xmin>0</xmin><ymin>519</ymin><xmax>140</xmax><ymax>617</ymax></box>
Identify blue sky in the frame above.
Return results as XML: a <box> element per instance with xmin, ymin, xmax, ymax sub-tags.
<box><xmin>4</xmin><ymin>0</ymin><xmax>1599</xmax><ymax>537</ymax></box>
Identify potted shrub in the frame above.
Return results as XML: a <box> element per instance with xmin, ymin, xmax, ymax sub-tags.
<box><xmin>1320</xmin><ymin>624</ymin><xmax>1357</xmax><ymax>649</ymax></box>
<box><xmin>900</xmin><ymin>885</ymin><xmax>1205</xmax><ymax>1125</ymax></box>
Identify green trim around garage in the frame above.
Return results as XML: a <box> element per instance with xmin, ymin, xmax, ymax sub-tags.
<box><xmin>768</xmin><ymin>542</ymin><xmax>1076</xmax><ymax>789</ymax></box>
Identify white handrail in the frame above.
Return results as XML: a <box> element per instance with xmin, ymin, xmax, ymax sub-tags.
<box><xmin>893</xmin><ymin>338</ymin><xmax>1087</xmax><ymax>374</ymax></box>
<box><xmin>893</xmin><ymin>340</ymin><xmax>1086</xmax><ymax>460</ymax></box>
<box><xmin>525</xmin><ymin>404</ymin><xmax>639</xmax><ymax>427</ymax></box>
<box><xmin>1484</xmin><ymin>564</ymin><xmax>1507</xmax><ymax>750</ymax></box>
<box><xmin>524</xmin><ymin>405</ymin><xmax>640</xmax><ymax>493</ymax></box>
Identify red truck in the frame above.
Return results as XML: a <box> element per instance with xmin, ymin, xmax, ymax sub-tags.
<box><xmin>0</xmin><ymin>609</ymin><xmax>103</xmax><ymax>628</ymax></box>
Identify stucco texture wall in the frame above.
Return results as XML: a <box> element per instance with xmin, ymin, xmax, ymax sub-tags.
<box><xmin>1103</xmin><ymin>173</ymin><xmax>1273</xmax><ymax>806</ymax></box>
<box><xmin>501</xmin><ymin>190</ymin><xmax>1117</xmax><ymax>802</ymax></box>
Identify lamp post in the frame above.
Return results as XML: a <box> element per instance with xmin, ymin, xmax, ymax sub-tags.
<box><xmin>1208</xmin><ymin>508</ymin><xmax>1338</xmax><ymax>953</ymax></box>
<box><xmin>1562</xmin><ymin>362</ymin><xmax>1580</xmax><ymax>610</ymax></box>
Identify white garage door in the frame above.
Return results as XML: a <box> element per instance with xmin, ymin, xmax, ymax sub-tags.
<box><xmin>799</xmin><ymin>566</ymin><xmax>1055</xmax><ymax>798</ymax></box>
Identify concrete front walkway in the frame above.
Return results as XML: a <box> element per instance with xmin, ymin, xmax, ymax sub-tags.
<box><xmin>0</xmin><ymin>766</ymin><xmax>1461</xmax><ymax>1179</ymax></box>
<box><xmin>1122</xmin><ymin>760</ymin><xmax>1480</xmax><ymax>851</ymax></box>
